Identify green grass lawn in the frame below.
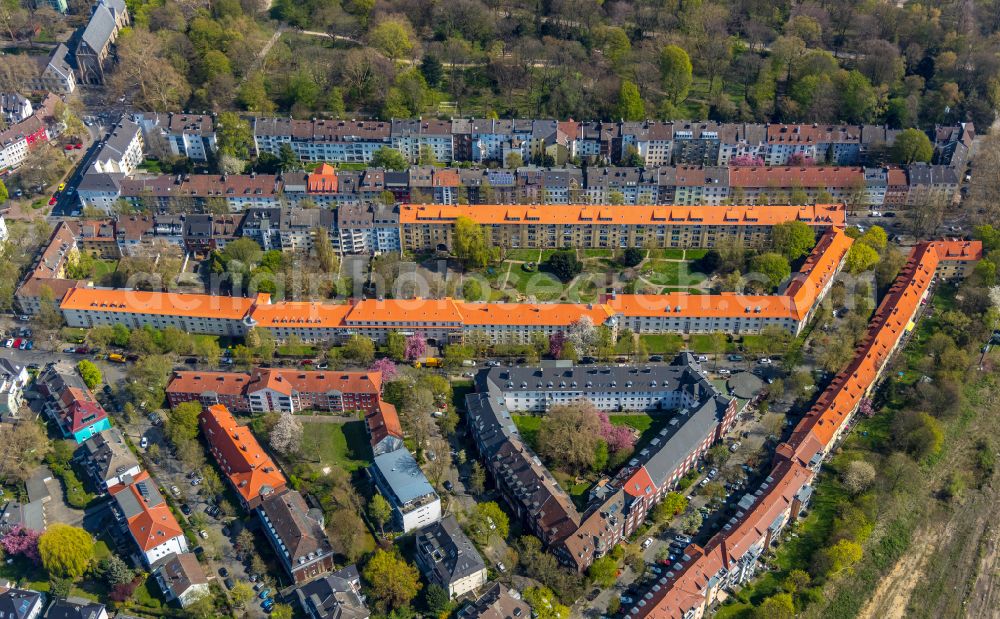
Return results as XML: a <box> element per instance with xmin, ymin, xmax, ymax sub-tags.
<box><xmin>581</xmin><ymin>248</ymin><xmax>614</xmax><ymax>258</ymax></box>
<box><xmin>565</xmin><ymin>276</ymin><xmax>600</xmax><ymax>303</ymax></box>
<box><xmin>91</xmin><ymin>259</ymin><xmax>118</xmax><ymax>279</ymax></box>
<box><xmin>506</xmin><ymin>249</ymin><xmax>541</xmax><ymax>262</ymax></box>
<box><xmin>512</xmin><ymin>415</ymin><xmax>542</xmax><ymax>449</ymax></box>
<box><xmin>688</xmin><ymin>334</ymin><xmax>737</xmax><ymax>353</ymax></box>
<box><xmin>298</xmin><ymin>421</ymin><xmax>370</xmax><ymax>472</ymax></box>
<box><xmin>685</xmin><ymin>249</ymin><xmax>708</xmax><ymax>260</ymax></box>
<box><xmin>507</xmin><ymin>265</ymin><xmax>563</xmax><ymax>301</ymax></box>
<box><xmin>645</xmin><ymin>260</ymin><xmax>707</xmax><ymax>286</ymax></box>
<box><xmin>657</xmin><ymin>249</ymin><xmax>686</xmax><ymax>260</ymax></box>
<box><xmin>640</xmin><ymin>334</ymin><xmax>685</xmax><ymax>355</ymax></box>
<box><xmin>278</xmin><ymin>343</ymin><xmax>318</xmax><ymax>357</ymax></box>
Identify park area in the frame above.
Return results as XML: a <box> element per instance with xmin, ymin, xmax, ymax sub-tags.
<box><xmin>411</xmin><ymin>247</ymin><xmax>713</xmax><ymax>304</ymax></box>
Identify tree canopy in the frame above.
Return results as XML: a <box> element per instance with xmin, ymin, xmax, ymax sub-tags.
<box><xmin>39</xmin><ymin>524</ymin><xmax>95</xmax><ymax>580</ymax></box>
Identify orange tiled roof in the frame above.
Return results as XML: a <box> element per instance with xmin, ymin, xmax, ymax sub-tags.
<box><xmin>366</xmin><ymin>399</ymin><xmax>403</xmax><ymax>446</ymax></box>
<box><xmin>60</xmin><ymin>288</ymin><xmax>267</xmax><ymax>320</ymax></box>
<box><xmin>166</xmin><ymin>371</ymin><xmax>250</xmax><ymax>396</ymax></box>
<box><xmin>246</xmin><ymin>368</ymin><xmax>382</xmax><ymax>397</ymax></box>
<box><xmin>199</xmin><ymin>404</ymin><xmax>287</xmax><ymax>505</ymax></box>
<box><xmin>785</xmin><ymin>228</ymin><xmax>853</xmax><ymax>313</ymax></box>
<box><xmin>108</xmin><ymin>471</ymin><xmax>185</xmax><ymax>552</ymax></box>
<box><xmin>307</xmin><ymin>163</ymin><xmax>338</xmax><ymax>193</ymax></box>
<box><xmin>454</xmin><ymin>301</ymin><xmax>614</xmax><ymax>326</ymax></box>
<box><xmin>345</xmin><ymin>297</ymin><xmax>465</xmax><ymax>325</ymax></box>
<box><xmin>606</xmin><ymin>293</ymin><xmax>797</xmax><ymax>320</ymax></box>
<box><xmin>636</xmin><ymin>239</ymin><xmax>983</xmax><ymax>619</ymax></box>
<box><xmin>398</xmin><ymin>204</ymin><xmax>846</xmax><ymax>227</ymax></box>
<box><xmin>249</xmin><ymin>301</ymin><xmax>352</xmax><ymax>328</ymax></box>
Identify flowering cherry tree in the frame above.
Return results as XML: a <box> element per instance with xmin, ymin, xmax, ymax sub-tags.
<box><xmin>405</xmin><ymin>334</ymin><xmax>426</xmax><ymax>361</ymax></box>
<box><xmin>370</xmin><ymin>358</ymin><xmax>398</xmax><ymax>383</ymax></box>
<box><xmin>598</xmin><ymin>413</ymin><xmax>636</xmax><ymax>453</ymax></box>
<box><xmin>858</xmin><ymin>397</ymin><xmax>875</xmax><ymax>418</ymax></box>
<box><xmin>787</xmin><ymin>152</ymin><xmax>816</xmax><ymax>166</ymax></box>
<box><xmin>548</xmin><ymin>332</ymin><xmax>566</xmax><ymax>358</ymax></box>
<box><xmin>730</xmin><ymin>154</ymin><xmax>764</xmax><ymax>167</ymax></box>
<box><xmin>0</xmin><ymin>525</ymin><xmax>41</xmax><ymax>564</ymax></box>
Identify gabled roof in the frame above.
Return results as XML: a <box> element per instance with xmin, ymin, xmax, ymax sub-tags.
<box><xmin>259</xmin><ymin>490</ymin><xmax>332</xmax><ymax>565</ymax></box>
<box><xmin>199</xmin><ymin>404</ymin><xmax>287</xmax><ymax>505</ymax></box>
<box><xmin>415</xmin><ymin>515</ymin><xmax>486</xmax><ymax>586</ymax></box>
<box><xmin>366</xmin><ymin>400</ymin><xmax>403</xmax><ymax>447</ymax></box>
<box><xmin>108</xmin><ymin>471</ymin><xmax>184</xmax><ymax>552</ymax></box>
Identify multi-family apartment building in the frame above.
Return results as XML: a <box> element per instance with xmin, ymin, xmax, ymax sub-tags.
<box><xmin>252</xmin><ymin>118</ymin><xmax>392</xmax><ymax>162</ymax></box>
<box><xmin>0</xmin><ymin>94</ymin><xmax>56</xmax><ymax>173</ymax></box>
<box><xmin>1</xmin><ymin>94</ymin><xmax>33</xmax><ymax>124</ymax></box>
<box><xmin>36</xmin><ymin>365</ymin><xmax>112</xmax><ymax>444</ymax></box>
<box><xmin>370</xmin><ymin>447</ymin><xmax>441</xmax><ymax>532</ymax></box>
<box><xmin>257</xmin><ymin>489</ymin><xmax>335</xmax><ymax>584</ymax></box>
<box><xmin>133</xmin><ymin>112</ymin><xmax>217</xmax><ymax>161</ymax></box>
<box><xmin>53</xmin><ymin>227</ymin><xmax>855</xmax><ymax>344</ymax></box>
<box><xmin>399</xmin><ymin>203</ymin><xmax>845</xmax><ymax>252</ymax></box>
<box><xmin>116</xmin><ymin>172</ymin><xmax>280</xmax><ymax>213</ymax></box>
<box><xmin>466</xmin><ymin>354</ymin><xmax>738</xmax><ymax>571</ymax></box>
<box><xmin>166</xmin><ymin>368</ymin><xmax>384</xmax><ymax>414</ymax></box>
<box><xmin>26</xmin><ymin>44</ymin><xmax>77</xmax><ymax>93</ymax></box>
<box><xmin>627</xmin><ymin>240</ymin><xmax>982</xmax><ymax>617</ymax></box>
<box><xmin>199</xmin><ymin>403</ymin><xmax>287</xmax><ymax>509</ymax></box>
<box><xmin>75</xmin><ymin>427</ymin><xmax>141</xmax><ymax>491</ymax></box>
<box><xmin>108</xmin><ymin>471</ymin><xmax>188</xmax><ymax>566</ymax></box>
<box><xmin>415</xmin><ymin>516</ymin><xmax>488</xmax><ymax>599</ymax></box>
<box><xmin>293</xmin><ymin>566</ymin><xmax>370</xmax><ymax>619</ymax></box>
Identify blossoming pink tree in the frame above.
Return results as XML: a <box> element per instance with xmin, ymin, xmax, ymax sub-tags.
<box><xmin>0</xmin><ymin>525</ymin><xmax>41</xmax><ymax>564</ymax></box>
<box><xmin>549</xmin><ymin>332</ymin><xmax>565</xmax><ymax>358</ymax></box>
<box><xmin>370</xmin><ymin>358</ymin><xmax>398</xmax><ymax>383</ymax></box>
<box><xmin>405</xmin><ymin>334</ymin><xmax>426</xmax><ymax>361</ymax></box>
<box><xmin>598</xmin><ymin>413</ymin><xmax>636</xmax><ymax>452</ymax></box>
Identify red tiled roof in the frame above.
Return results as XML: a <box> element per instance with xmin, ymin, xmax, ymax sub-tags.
<box><xmin>199</xmin><ymin>404</ymin><xmax>287</xmax><ymax>505</ymax></box>
<box><xmin>166</xmin><ymin>371</ymin><xmax>250</xmax><ymax>396</ymax></box>
<box><xmin>108</xmin><ymin>471</ymin><xmax>185</xmax><ymax>552</ymax></box>
<box><xmin>246</xmin><ymin>368</ymin><xmax>382</xmax><ymax>397</ymax></box>
<box><xmin>366</xmin><ymin>400</ymin><xmax>403</xmax><ymax>447</ymax></box>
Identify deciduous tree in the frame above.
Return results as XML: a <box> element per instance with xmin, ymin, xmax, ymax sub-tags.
<box><xmin>269</xmin><ymin>413</ymin><xmax>303</xmax><ymax>456</ymax></box>
<box><xmin>362</xmin><ymin>550</ymin><xmax>422</xmax><ymax>612</ymax></box>
<box><xmin>38</xmin><ymin>524</ymin><xmax>94</xmax><ymax>580</ymax></box>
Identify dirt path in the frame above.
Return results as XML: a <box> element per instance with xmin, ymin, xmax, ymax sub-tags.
<box><xmin>968</xmin><ymin>506</ymin><xmax>1000</xmax><ymax>618</ymax></box>
<box><xmin>857</xmin><ymin>526</ymin><xmax>938</xmax><ymax>619</ymax></box>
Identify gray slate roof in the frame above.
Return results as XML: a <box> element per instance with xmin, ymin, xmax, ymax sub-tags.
<box><xmin>415</xmin><ymin>515</ymin><xmax>486</xmax><ymax>587</ymax></box>
<box><xmin>293</xmin><ymin>566</ymin><xmax>369</xmax><ymax>619</ymax></box>
<box><xmin>44</xmin><ymin>598</ymin><xmax>106</xmax><ymax>619</ymax></box>
<box><xmin>80</xmin><ymin>0</ymin><xmax>124</xmax><ymax>53</ymax></box>
<box><xmin>0</xmin><ymin>588</ymin><xmax>44</xmax><ymax>619</ymax></box>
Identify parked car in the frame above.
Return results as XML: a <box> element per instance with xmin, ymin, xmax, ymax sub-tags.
<box><xmin>728</xmin><ymin>354</ymin><xmax>744</xmax><ymax>361</ymax></box>
<box><xmin>648</xmin><ymin>355</ymin><xmax>664</xmax><ymax>362</ymax></box>
<box><xmin>24</xmin><ymin>341</ymin><xmax>32</xmax><ymax>350</ymax></box>
<box><xmin>11</xmin><ymin>339</ymin><xmax>21</xmax><ymax>349</ymax></box>
<box><xmin>180</xmin><ymin>504</ymin><xmax>192</xmax><ymax>516</ymax></box>
<box><xmin>258</xmin><ymin>589</ymin><xmax>271</xmax><ymax>600</ymax></box>
<box><xmin>224</xmin><ymin>577</ymin><xmax>235</xmax><ymax>590</ymax></box>
<box><xmin>443</xmin><ymin>480</ymin><xmax>454</xmax><ymax>492</ymax></box>
<box><xmin>4</xmin><ymin>340</ymin><xmax>13</xmax><ymax>348</ymax></box>
<box><xmin>170</xmin><ymin>485</ymin><xmax>181</xmax><ymax>497</ymax></box>
<box><xmin>718</xmin><ymin>368</ymin><xmax>730</xmax><ymax>375</ymax></box>
<box><xmin>730</xmin><ymin>441</ymin><xmax>742</xmax><ymax>452</ymax></box>
<box><xmin>758</xmin><ymin>357</ymin><xmax>772</xmax><ymax>365</ymax></box>
<box><xmin>199</xmin><ymin>529</ymin><xmax>208</xmax><ymax>539</ymax></box>
<box><xmin>139</xmin><ymin>437</ymin><xmax>148</xmax><ymax>449</ymax></box>
<box><xmin>641</xmin><ymin>537</ymin><xmax>653</xmax><ymax>549</ymax></box>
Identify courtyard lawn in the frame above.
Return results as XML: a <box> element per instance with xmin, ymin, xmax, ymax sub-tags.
<box><xmin>640</xmin><ymin>334</ymin><xmax>685</xmax><ymax>355</ymax></box>
<box><xmin>298</xmin><ymin>421</ymin><xmax>370</xmax><ymax>472</ymax></box>
<box><xmin>656</xmin><ymin>248</ymin><xmax>686</xmax><ymax>260</ymax></box>
<box><xmin>506</xmin><ymin>249</ymin><xmax>542</xmax><ymax>262</ymax></box>
<box><xmin>507</xmin><ymin>264</ymin><xmax>564</xmax><ymax>301</ymax></box>
<box><xmin>581</xmin><ymin>248</ymin><xmax>614</xmax><ymax>258</ymax></box>
<box><xmin>91</xmin><ymin>259</ymin><xmax>118</xmax><ymax>279</ymax></box>
<box><xmin>512</xmin><ymin>415</ymin><xmax>542</xmax><ymax>449</ymax></box>
<box><xmin>645</xmin><ymin>260</ymin><xmax>707</xmax><ymax>287</ymax></box>
<box><xmin>684</xmin><ymin>249</ymin><xmax>709</xmax><ymax>260</ymax></box>
<box><xmin>689</xmin><ymin>334</ymin><xmax>736</xmax><ymax>353</ymax></box>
